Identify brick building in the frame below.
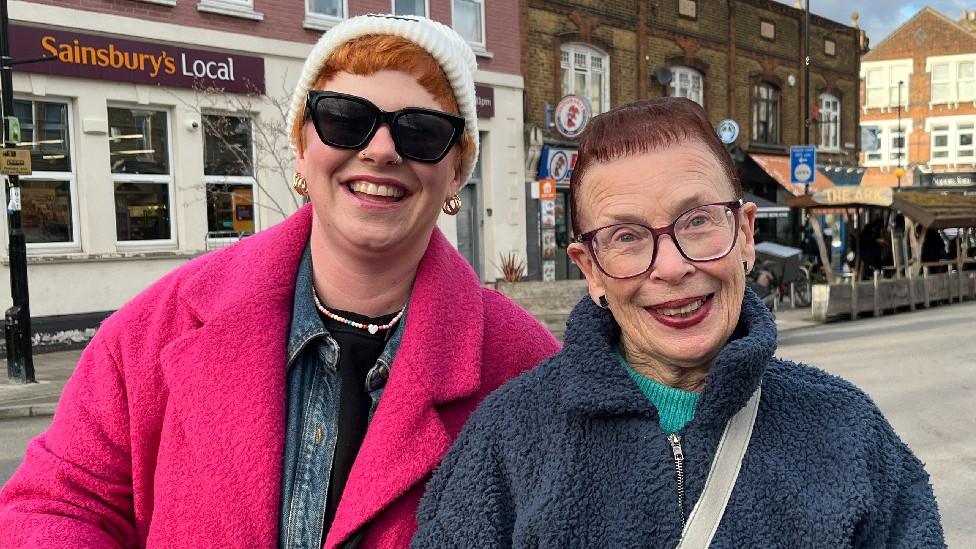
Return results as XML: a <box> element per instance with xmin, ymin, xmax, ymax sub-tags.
<box><xmin>5</xmin><ymin>0</ymin><xmax>524</xmax><ymax>325</ymax></box>
<box><xmin>521</xmin><ymin>0</ymin><xmax>864</xmax><ymax>280</ymax></box>
<box><xmin>860</xmin><ymin>7</ymin><xmax>976</xmax><ymax>191</ymax></box>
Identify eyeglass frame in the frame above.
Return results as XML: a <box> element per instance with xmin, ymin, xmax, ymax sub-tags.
<box><xmin>573</xmin><ymin>199</ymin><xmax>745</xmax><ymax>280</ymax></box>
<box><xmin>304</xmin><ymin>90</ymin><xmax>466</xmax><ymax>163</ymax></box>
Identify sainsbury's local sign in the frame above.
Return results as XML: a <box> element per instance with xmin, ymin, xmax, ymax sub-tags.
<box><xmin>11</xmin><ymin>24</ymin><xmax>265</xmax><ymax>94</ymax></box>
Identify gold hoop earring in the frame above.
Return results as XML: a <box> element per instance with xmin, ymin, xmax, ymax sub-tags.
<box><xmin>292</xmin><ymin>172</ymin><xmax>308</xmax><ymax>196</ymax></box>
<box><xmin>442</xmin><ymin>194</ymin><xmax>462</xmax><ymax>215</ymax></box>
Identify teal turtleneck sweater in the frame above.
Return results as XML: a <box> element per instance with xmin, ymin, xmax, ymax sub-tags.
<box><xmin>615</xmin><ymin>345</ymin><xmax>699</xmax><ymax>434</ymax></box>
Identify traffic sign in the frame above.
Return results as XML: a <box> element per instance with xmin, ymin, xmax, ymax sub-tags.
<box><xmin>790</xmin><ymin>145</ymin><xmax>816</xmax><ymax>185</ymax></box>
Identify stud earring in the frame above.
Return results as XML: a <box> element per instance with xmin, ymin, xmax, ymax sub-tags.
<box><xmin>292</xmin><ymin>172</ymin><xmax>308</xmax><ymax>196</ymax></box>
<box><xmin>598</xmin><ymin>295</ymin><xmax>609</xmax><ymax>309</ymax></box>
<box><xmin>442</xmin><ymin>194</ymin><xmax>462</xmax><ymax>215</ymax></box>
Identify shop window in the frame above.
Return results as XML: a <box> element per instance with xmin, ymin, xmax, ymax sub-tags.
<box><xmin>453</xmin><ymin>0</ymin><xmax>485</xmax><ymax>47</ymax></box>
<box><xmin>818</xmin><ymin>94</ymin><xmax>840</xmax><ymax>150</ymax></box>
<box><xmin>760</xmin><ymin>21</ymin><xmax>775</xmax><ymax>41</ymax></box>
<box><xmin>12</xmin><ymin>99</ymin><xmax>77</xmax><ymax>247</ymax></box>
<box><xmin>670</xmin><ymin>66</ymin><xmax>703</xmax><ymax>106</ymax></box>
<box><xmin>204</xmin><ymin>114</ymin><xmax>256</xmax><ymax>239</ymax></box>
<box><xmin>751</xmin><ymin>82</ymin><xmax>779</xmax><ymax>144</ymax></box>
<box><xmin>678</xmin><ymin>0</ymin><xmax>697</xmax><ymax>19</ymax></box>
<box><xmin>560</xmin><ymin>43</ymin><xmax>609</xmax><ymax>114</ymax></box>
<box><xmin>393</xmin><ymin>0</ymin><xmax>426</xmax><ymax>17</ymax></box>
<box><xmin>108</xmin><ymin>106</ymin><xmax>173</xmax><ymax>243</ymax></box>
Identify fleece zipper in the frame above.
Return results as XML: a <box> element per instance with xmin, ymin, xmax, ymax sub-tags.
<box><xmin>667</xmin><ymin>433</ymin><xmax>687</xmax><ymax>528</ymax></box>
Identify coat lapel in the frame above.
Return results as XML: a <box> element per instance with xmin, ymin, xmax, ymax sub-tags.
<box><xmin>152</xmin><ymin>207</ymin><xmax>312</xmax><ymax>546</ymax></box>
<box><xmin>327</xmin><ymin>229</ymin><xmax>485</xmax><ymax>547</ymax></box>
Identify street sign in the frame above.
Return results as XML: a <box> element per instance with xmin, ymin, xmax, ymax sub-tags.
<box><xmin>0</xmin><ymin>149</ymin><xmax>31</xmax><ymax>176</ymax></box>
<box><xmin>716</xmin><ymin>119</ymin><xmax>739</xmax><ymax>144</ymax></box>
<box><xmin>790</xmin><ymin>145</ymin><xmax>816</xmax><ymax>185</ymax></box>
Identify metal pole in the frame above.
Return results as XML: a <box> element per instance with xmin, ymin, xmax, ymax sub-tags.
<box><xmin>897</xmin><ymin>80</ymin><xmax>903</xmax><ymax>189</ymax></box>
<box><xmin>1</xmin><ymin>0</ymin><xmax>36</xmax><ymax>383</ymax></box>
<box><xmin>803</xmin><ymin>0</ymin><xmax>811</xmax><ymax>148</ymax></box>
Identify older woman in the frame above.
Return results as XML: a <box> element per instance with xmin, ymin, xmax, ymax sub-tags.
<box><xmin>0</xmin><ymin>15</ymin><xmax>558</xmax><ymax>548</ymax></box>
<box><xmin>413</xmin><ymin>98</ymin><xmax>945</xmax><ymax>548</ymax></box>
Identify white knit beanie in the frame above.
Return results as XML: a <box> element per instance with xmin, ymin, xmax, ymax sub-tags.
<box><xmin>288</xmin><ymin>14</ymin><xmax>480</xmax><ymax>185</ymax></box>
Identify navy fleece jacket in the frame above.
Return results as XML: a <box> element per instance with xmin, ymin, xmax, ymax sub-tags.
<box><xmin>413</xmin><ymin>289</ymin><xmax>945</xmax><ymax>548</ymax></box>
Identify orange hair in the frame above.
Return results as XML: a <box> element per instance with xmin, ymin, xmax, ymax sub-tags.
<box><xmin>292</xmin><ymin>34</ymin><xmax>474</xmax><ymax>170</ymax></box>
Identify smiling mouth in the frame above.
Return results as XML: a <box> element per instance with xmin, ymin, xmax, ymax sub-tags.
<box><xmin>348</xmin><ymin>181</ymin><xmax>405</xmax><ymax>201</ymax></box>
<box><xmin>650</xmin><ymin>294</ymin><xmax>713</xmax><ymax>318</ymax></box>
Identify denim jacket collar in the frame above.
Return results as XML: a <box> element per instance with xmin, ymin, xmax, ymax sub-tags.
<box><xmin>286</xmin><ymin>243</ymin><xmax>408</xmax><ymax>375</ymax></box>
<box><xmin>286</xmin><ymin>243</ymin><xmax>331</xmax><ymax>368</ymax></box>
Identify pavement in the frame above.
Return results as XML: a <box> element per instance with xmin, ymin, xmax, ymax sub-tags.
<box><xmin>0</xmin><ymin>306</ymin><xmax>822</xmax><ymax>416</ymax></box>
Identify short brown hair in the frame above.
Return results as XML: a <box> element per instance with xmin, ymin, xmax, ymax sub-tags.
<box><xmin>291</xmin><ymin>34</ymin><xmax>474</xmax><ymax>170</ymax></box>
<box><xmin>569</xmin><ymin>97</ymin><xmax>741</xmax><ymax>235</ymax></box>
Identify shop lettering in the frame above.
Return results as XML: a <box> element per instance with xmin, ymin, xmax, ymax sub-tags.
<box><xmin>41</xmin><ymin>36</ymin><xmax>176</xmax><ymax>78</ymax></box>
<box><xmin>813</xmin><ymin>187</ymin><xmax>893</xmax><ymax>207</ymax></box>
<box><xmin>180</xmin><ymin>54</ymin><xmax>235</xmax><ymax>81</ymax></box>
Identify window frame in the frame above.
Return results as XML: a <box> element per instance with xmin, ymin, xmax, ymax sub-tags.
<box><xmin>925</xmin><ymin>54</ymin><xmax>976</xmax><ymax>105</ymax></box>
<box><xmin>202</xmin><ymin>113</ymin><xmax>259</xmax><ymax>243</ymax></box>
<box><xmin>861</xmin><ymin>119</ymin><xmax>913</xmax><ymax>168</ymax></box>
<box><xmin>197</xmin><ymin>0</ymin><xmax>264</xmax><ymax>20</ymax></box>
<box><xmin>861</xmin><ymin>60</ymin><xmax>912</xmax><ymax>109</ymax></box>
<box><xmin>559</xmin><ymin>43</ymin><xmax>611</xmax><ymax>115</ymax></box>
<box><xmin>925</xmin><ymin>117</ymin><xmax>976</xmax><ymax>166</ymax></box>
<box><xmin>303</xmin><ymin>0</ymin><xmax>347</xmax><ymax>31</ymax></box>
<box><xmin>824</xmin><ymin>38</ymin><xmax>836</xmax><ymax>57</ymax></box>
<box><xmin>818</xmin><ymin>93</ymin><xmax>841</xmax><ymax>151</ymax></box>
<box><xmin>451</xmin><ymin>0</ymin><xmax>486</xmax><ymax>49</ymax></box>
<box><xmin>391</xmin><ymin>0</ymin><xmax>428</xmax><ymax>17</ymax></box>
<box><xmin>751</xmin><ymin>82</ymin><xmax>780</xmax><ymax>145</ymax></box>
<box><xmin>108</xmin><ymin>104</ymin><xmax>177</xmax><ymax>249</ymax></box>
<box><xmin>678</xmin><ymin>0</ymin><xmax>697</xmax><ymax>20</ymax></box>
<box><xmin>669</xmin><ymin>65</ymin><xmax>704</xmax><ymax>107</ymax></box>
<box><xmin>760</xmin><ymin>20</ymin><xmax>776</xmax><ymax>41</ymax></box>
<box><xmin>9</xmin><ymin>96</ymin><xmax>80</xmax><ymax>253</ymax></box>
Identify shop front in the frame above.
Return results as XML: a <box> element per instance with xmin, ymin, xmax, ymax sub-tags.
<box><xmin>3</xmin><ymin>17</ymin><xmax>304</xmax><ymax>321</ymax></box>
<box><xmin>527</xmin><ymin>145</ymin><xmax>582</xmax><ymax>281</ymax></box>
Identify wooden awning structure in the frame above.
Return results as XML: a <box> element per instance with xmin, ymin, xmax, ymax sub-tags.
<box><xmin>787</xmin><ymin>188</ymin><xmax>976</xmax><ymax>229</ymax></box>
<box><xmin>890</xmin><ymin>191</ymin><xmax>976</xmax><ymax>229</ymax></box>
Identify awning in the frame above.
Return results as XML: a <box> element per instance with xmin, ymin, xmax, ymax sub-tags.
<box><xmin>749</xmin><ymin>153</ymin><xmax>833</xmax><ymax>196</ymax></box>
<box><xmin>744</xmin><ymin>192</ymin><xmax>790</xmax><ymax>219</ymax></box>
<box><xmin>891</xmin><ymin>191</ymin><xmax>976</xmax><ymax>229</ymax></box>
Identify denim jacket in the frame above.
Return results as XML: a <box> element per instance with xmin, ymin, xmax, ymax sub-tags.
<box><xmin>278</xmin><ymin>244</ymin><xmax>405</xmax><ymax>549</ymax></box>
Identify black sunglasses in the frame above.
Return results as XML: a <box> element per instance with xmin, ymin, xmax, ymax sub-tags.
<box><xmin>305</xmin><ymin>90</ymin><xmax>465</xmax><ymax>163</ymax></box>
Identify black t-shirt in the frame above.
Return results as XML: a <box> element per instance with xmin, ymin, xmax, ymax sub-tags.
<box><xmin>319</xmin><ymin>307</ymin><xmax>400</xmax><ymax>536</ymax></box>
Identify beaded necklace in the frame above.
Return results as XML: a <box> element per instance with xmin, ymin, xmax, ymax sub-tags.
<box><xmin>311</xmin><ymin>286</ymin><xmax>405</xmax><ymax>335</ymax></box>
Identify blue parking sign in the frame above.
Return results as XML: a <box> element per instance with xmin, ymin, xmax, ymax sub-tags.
<box><xmin>790</xmin><ymin>145</ymin><xmax>816</xmax><ymax>184</ymax></box>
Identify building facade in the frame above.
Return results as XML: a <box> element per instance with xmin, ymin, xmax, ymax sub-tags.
<box><xmin>860</xmin><ymin>7</ymin><xmax>976</xmax><ymax>191</ymax></box>
<box><xmin>521</xmin><ymin>0</ymin><xmax>863</xmax><ymax>279</ymax></box>
<box><xmin>4</xmin><ymin>0</ymin><xmax>524</xmax><ymax>326</ymax></box>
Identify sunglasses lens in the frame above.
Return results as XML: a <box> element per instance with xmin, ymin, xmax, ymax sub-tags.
<box><xmin>395</xmin><ymin>112</ymin><xmax>457</xmax><ymax>162</ymax></box>
<box><xmin>311</xmin><ymin>96</ymin><xmax>375</xmax><ymax>147</ymax></box>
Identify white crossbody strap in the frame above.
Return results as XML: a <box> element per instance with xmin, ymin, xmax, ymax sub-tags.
<box><xmin>675</xmin><ymin>385</ymin><xmax>762</xmax><ymax>549</ymax></box>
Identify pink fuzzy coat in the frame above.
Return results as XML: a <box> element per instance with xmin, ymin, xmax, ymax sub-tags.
<box><xmin>0</xmin><ymin>205</ymin><xmax>560</xmax><ymax>548</ymax></box>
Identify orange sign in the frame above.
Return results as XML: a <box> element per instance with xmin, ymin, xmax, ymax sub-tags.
<box><xmin>538</xmin><ymin>178</ymin><xmax>557</xmax><ymax>200</ymax></box>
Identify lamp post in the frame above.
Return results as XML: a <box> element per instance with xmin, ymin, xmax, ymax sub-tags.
<box><xmin>896</xmin><ymin>80</ymin><xmax>904</xmax><ymax>189</ymax></box>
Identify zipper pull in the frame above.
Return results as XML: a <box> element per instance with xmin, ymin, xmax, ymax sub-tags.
<box><xmin>667</xmin><ymin>433</ymin><xmax>684</xmax><ymax>461</ymax></box>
